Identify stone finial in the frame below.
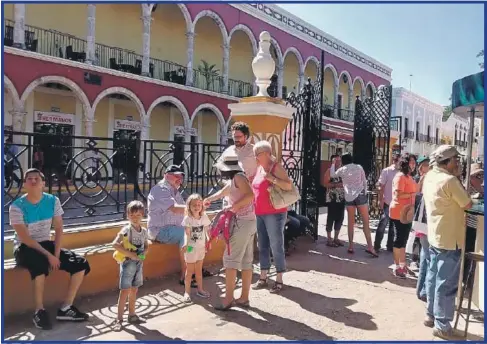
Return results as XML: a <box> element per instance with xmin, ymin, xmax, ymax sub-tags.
<box><xmin>252</xmin><ymin>31</ymin><xmax>275</xmax><ymax>97</ymax></box>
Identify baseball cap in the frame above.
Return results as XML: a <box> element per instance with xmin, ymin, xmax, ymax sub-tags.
<box><xmin>416</xmin><ymin>155</ymin><xmax>430</xmax><ymax>165</ymax></box>
<box><xmin>165</xmin><ymin>165</ymin><xmax>185</xmax><ymax>175</ymax></box>
<box><xmin>431</xmin><ymin>145</ymin><xmax>463</xmax><ymax>163</ymax></box>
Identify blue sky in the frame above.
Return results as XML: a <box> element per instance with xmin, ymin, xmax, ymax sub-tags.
<box><xmin>278</xmin><ymin>3</ymin><xmax>484</xmax><ymax>106</ymax></box>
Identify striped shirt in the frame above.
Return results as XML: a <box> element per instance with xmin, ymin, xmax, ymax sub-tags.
<box><xmin>9</xmin><ymin>193</ymin><xmax>64</xmax><ymax>250</ymax></box>
<box><xmin>147</xmin><ymin>179</ymin><xmax>185</xmax><ymax>239</ymax></box>
<box><xmin>330</xmin><ymin>163</ymin><xmax>368</xmax><ymax>202</ymax></box>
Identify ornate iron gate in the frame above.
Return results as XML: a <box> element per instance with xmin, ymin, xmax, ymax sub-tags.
<box><xmin>353</xmin><ymin>85</ymin><xmax>393</xmax><ymax>219</ymax></box>
<box><xmin>282</xmin><ymin>51</ymin><xmax>324</xmax><ymax>240</ymax></box>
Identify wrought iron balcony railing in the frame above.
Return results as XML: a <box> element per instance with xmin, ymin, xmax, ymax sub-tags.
<box><xmin>404</xmin><ymin>130</ymin><xmax>415</xmax><ymax>139</ymax></box>
<box><xmin>321</xmin><ymin>105</ymin><xmax>354</xmax><ymax>122</ymax></box>
<box><xmin>3</xmin><ymin>19</ymin><xmax>253</xmax><ymax>98</ymax></box>
<box><xmin>390</xmin><ymin>121</ymin><xmax>399</xmax><ymax>132</ymax></box>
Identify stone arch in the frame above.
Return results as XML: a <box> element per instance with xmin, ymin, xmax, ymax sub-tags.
<box><xmin>4</xmin><ymin>75</ymin><xmax>21</xmax><ymax>109</ymax></box>
<box><xmin>323</xmin><ymin>64</ymin><xmax>339</xmax><ymax>85</ymax></box>
<box><xmin>366</xmin><ymin>81</ymin><xmax>377</xmax><ymax>95</ymax></box>
<box><xmin>270</xmin><ymin>37</ymin><xmax>284</xmax><ymax>66</ymax></box>
<box><xmin>353</xmin><ymin>76</ymin><xmax>366</xmax><ymax>94</ymax></box>
<box><xmin>20</xmin><ymin>75</ymin><xmax>91</xmax><ymax>116</ymax></box>
<box><xmin>177</xmin><ymin>4</ymin><xmax>192</xmax><ymax>33</ymax></box>
<box><xmin>92</xmin><ymin>87</ymin><xmax>146</xmax><ymax>121</ymax></box>
<box><xmin>304</xmin><ymin>55</ymin><xmax>320</xmax><ymax>70</ymax></box>
<box><xmin>146</xmin><ymin>95</ymin><xmax>190</xmax><ymax>128</ymax></box>
<box><xmin>191</xmin><ymin>10</ymin><xmax>229</xmax><ymax>45</ymax></box>
<box><xmin>228</xmin><ymin>24</ymin><xmax>258</xmax><ymax>56</ymax></box>
<box><xmin>338</xmin><ymin>70</ymin><xmax>353</xmax><ymax>92</ymax></box>
<box><xmin>283</xmin><ymin>47</ymin><xmax>304</xmax><ymax>73</ymax></box>
<box><xmin>190</xmin><ymin>103</ymin><xmax>226</xmax><ymax>130</ymax></box>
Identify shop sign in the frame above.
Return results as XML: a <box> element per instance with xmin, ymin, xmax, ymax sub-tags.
<box><xmin>114</xmin><ymin>119</ymin><xmax>141</xmax><ymax>131</ymax></box>
<box><xmin>34</xmin><ymin>111</ymin><xmax>74</xmax><ymax>125</ymax></box>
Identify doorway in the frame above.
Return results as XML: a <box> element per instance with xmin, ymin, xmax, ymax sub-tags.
<box><xmin>33</xmin><ymin>122</ymin><xmax>74</xmax><ymax>184</ymax></box>
<box><xmin>113</xmin><ymin>129</ymin><xmax>140</xmax><ymax>184</ymax></box>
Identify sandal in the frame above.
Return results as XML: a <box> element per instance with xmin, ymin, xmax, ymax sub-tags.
<box><xmin>270</xmin><ymin>281</ymin><xmax>283</xmax><ymax>294</ymax></box>
<box><xmin>202</xmin><ymin>269</ymin><xmax>213</xmax><ymax>278</ymax></box>
<box><xmin>127</xmin><ymin>314</ymin><xmax>146</xmax><ymax>324</ymax></box>
<box><xmin>365</xmin><ymin>249</ymin><xmax>379</xmax><ymax>258</ymax></box>
<box><xmin>326</xmin><ymin>240</ymin><xmax>339</xmax><ymax>247</ymax></box>
<box><xmin>214</xmin><ymin>299</ymin><xmax>235</xmax><ymax>311</ymax></box>
<box><xmin>334</xmin><ymin>240</ymin><xmax>344</xmax><ymax>247</ymax></box>
<box><xmin>112</xmin><ymin>319</ymin><xmax>123</xmax><ymax>332</ymax></box>
<box><xmin>235</xmin><ymin>299</ymin><xmax>250</xmax><ymax>308</ymax></box>
<box><xmin>252</xmin><ymin>278</ymin><xmax>268</xmax><ymax>290</ymax></box>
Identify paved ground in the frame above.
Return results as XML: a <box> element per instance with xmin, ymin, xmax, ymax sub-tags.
<box><xmin>4</xmin><ymin>211</ymin><xmax>484</xmax><ymax>341</ymax></box>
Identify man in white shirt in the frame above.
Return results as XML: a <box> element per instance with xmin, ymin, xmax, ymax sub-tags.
<box><xmin>219</xmin><ymin>122</ymin><xmax>257</xmax><ymax>182</ymax></box>
<box><xmin>373</xmin><ymin>154</ymin><xmax>400</xmax><ymax>253</ymax></box>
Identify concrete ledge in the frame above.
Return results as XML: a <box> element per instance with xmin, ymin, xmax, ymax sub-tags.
<box><xmin>3</xmin><ymin>240</ymin><xmax>226</xmax><ymax>315</ymax></box>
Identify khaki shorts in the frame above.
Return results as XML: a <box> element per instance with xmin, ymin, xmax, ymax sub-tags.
<box><xmin>184</xmin><ymin>247</ymin><xmax>205</xmax><ymax>264</ymax></box>
<box><xmin>223</xmin><ymin>217</ymin><xmax>257</xmax><ymax>271</ymax></box>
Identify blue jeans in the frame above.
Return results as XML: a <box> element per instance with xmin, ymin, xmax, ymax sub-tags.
<box><xmin>154</xmin><ymin>225</ymin><xmax>185</xmax><ymax>248</ymax></box>
<box><xmin>257</xmin><ymin>212</ymin><xmax>287</xmax><ymax>273</ymax></box>
<box><xmin>426</xmin><ymin>246</ymin><xmax>461</xmax><ymax>332</ymax></box>
<box><xmin>119</xmin><ymin>259</ymin><xmax>143</xmax><ymax>290</ymax></box>
<box><xmin>416</xmin><ymin>235</ymin><xmax>430</xmax><ymax>299</ymax></box>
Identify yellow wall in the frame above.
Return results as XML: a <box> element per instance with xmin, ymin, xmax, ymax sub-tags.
<box><xmin>96</xmin><ymin>4</ymin><xmax>142</xmax><ymax>54</ymax></box>
<box><xmin>283</xmin><ymin>54</ymin><xmax>299</xmax><ymax>94</ymax></box>
<box><xmin>34</xmin><ymin>91</ymin><xmax>77</xmax><ymax>116</ymax></box>
<box><xmin>323</xmin><ymin>69</ymin><xmax>335</xmax><ymax>105</ymax></box>
<box><xmin>228</xmin><ymin>30</ymin><xmax>254</xmax><ymax>84</ymax></box>
<box><xmin>113</xmin><ymin>102</ymin><xmax>140</xmax><ymax>122</ymax></box>
<box><xmin>193</xmin><ymin>17</ymin><xmax>224</xmax><ymax>85</ymax></box>
<box><xmin>353</xmin><ymin>80</ymin><xmax>362</xmax><ymax>99</ymax></box>
<box><xmin>192</xmin><ymin>111</ymin><xmax>218</xmax><ymax>144</ymax></box>
<box><xmin>150</xmin><ymin>5</ymin><xmax>187</xmax><ymax>66</ymax></box>
<box><xmin>304</xmin><ymin>62</ymin><xmax>318</xmax><ymax>82</ymax></box>
<box><xmin>4</xmin><ymin>4</ymin><xmax>13</xmax><ymax>20</ymax></box>
<box><xmin>148</xmin><ymin>104</ymin><xmax>172</xmax><ymax>170</ymax></box>
<box><xmin>338</xmin><ymin>77</ymin><xmax>349</xmax><ymax>109</ymax></box>
<box><xmin>366</xmin><ymin>85</ymin><xmax>373</xmax><ymax>98</ymax></box>
<box><xmin>25</xmin><ymin>4</ymin><xmax>87</xmax><ymax>39</ymax></box>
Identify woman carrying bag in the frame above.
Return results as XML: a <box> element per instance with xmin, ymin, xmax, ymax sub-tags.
<box><xmin>251</xmin><ymin>140</ymin><xmax>297</xmax><ymax>293</ymax></box>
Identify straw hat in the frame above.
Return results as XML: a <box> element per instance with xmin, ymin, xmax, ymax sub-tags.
<box><xmin>214</xmin><ymin>154</ymin><xmax>243</xmax><ymax>172</ymax></box>
<box><xmin>470</xmin><ymin>163</ymin><xmax>484</xmax><ymax>176</ymax></box>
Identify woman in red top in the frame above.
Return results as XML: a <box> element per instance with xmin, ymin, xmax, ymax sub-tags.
<box><xmin>389</xmin><ymin>153</ymin><xmax>418</xmax><ymax>278</ymax></box>
<box><xmin>251</xmin><ymin>140</ymin><xmax>293</xmax><ymax>293</ymax></box>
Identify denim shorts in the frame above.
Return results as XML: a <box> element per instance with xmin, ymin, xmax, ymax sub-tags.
<box><xmin>119</xmin><ymin>259</ymin><xmax>143</xmax><ymax>290</ymax></box>
<box><xmin>345</xmin><ymin>191</ymin><xmax>368</xmax><ymax>207</ymax></box>
<box><xmin>154</xmin><ymin>225</ymin><xmax>185</xmax><ymax>248</ymax></box>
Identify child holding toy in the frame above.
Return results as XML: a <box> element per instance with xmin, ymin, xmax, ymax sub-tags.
<box><xmin>112</xmin><ymin>200</ymin><xmax>150</xmax><ymax>331</ymax></box>
<box><xmin>182</xmin><ymin>194</ymin><xmax>212</xmax><ymax>303</ymax></box>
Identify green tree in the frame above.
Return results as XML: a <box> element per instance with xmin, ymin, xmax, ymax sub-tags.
<box><xmin>477</xmin><ymin>49</ymin><xmax>484</xmax><ymax>70</ymax></box>
<box><xmin>443</xmin><ymin>95</ymin><xmax>453</xmax><ymax>121</ymax></box>
<box><xmin>197</xmin><ymin>60</ymin><xmax>220</xmax><ymax>91</ymax></box>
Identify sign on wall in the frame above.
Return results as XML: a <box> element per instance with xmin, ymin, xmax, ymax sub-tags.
<box><xmin>34</xmin><ymin>111</ymin><xmax>74</xmax><ymax>125</ymax></box>
<box><xmin>114</xmin><ymin>119</ymin><xmax>141</xmax><ymax>131</ymax></box>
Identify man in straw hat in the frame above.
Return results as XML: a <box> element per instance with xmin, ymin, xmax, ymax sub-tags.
<box><xmin>422</xmin><ymin>145</ymin><xmax>473</xmax><ymax>340</ymax></box>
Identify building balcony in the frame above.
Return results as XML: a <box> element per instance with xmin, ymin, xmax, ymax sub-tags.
<box><xmin>322</xmin><ymin>105</ymin><xmax>354</xmax><ymax>123</ymax></box>
<box><xmin>3</xmin><ymin>19</ymin><xmax>254</xmax><ymax>99</ymax></box>
<box><xmin>404</xmin><ymin>130</ymin><xmax>415</xmax><ymax>139</ymax></box>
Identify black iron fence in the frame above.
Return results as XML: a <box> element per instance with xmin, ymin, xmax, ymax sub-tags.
<box><xmin>3</xmin><ymin>131</ymin><xmax>227</xmax><ymax>234</ymax></box>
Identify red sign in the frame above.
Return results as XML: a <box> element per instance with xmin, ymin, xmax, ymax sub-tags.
<box><xmin>34</xmin><ymin>111</ymin><xmax>74</xmax><ymax>125</ymax></box>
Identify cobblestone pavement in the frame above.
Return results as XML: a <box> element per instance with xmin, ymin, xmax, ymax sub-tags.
<box><xmin>4</xmin><ymin>211</ymin><xmax>484</xmax><ymax>341</ymax></box>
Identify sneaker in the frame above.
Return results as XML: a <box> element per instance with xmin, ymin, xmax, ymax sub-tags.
<box><xmin>56</xmin><ymin>305</ymin><xmax>89</xmax><ymax>321</ymax></box>
<box><xmin>33</xmin><ymin>309</ymin><xmax>52</xmax><ymax>330</ymax></box>
<box><xmin>433</xmin><ymin>328</ymin><xmax>462</xmax><ymax>340</ymax></box>
<box><xmin>183</xmin><ymin>293</ymin><xmax>192</xmax><ymax>303</ymax></box>
<box><xmin>423</xmin><ymin>315</ymin><xmax>434</xmax><ymax>328</ymax></box>
<box><xmin>393</xmin><ymin>266</ymin><xmax>406</xmax><ymax>278</ymax></box>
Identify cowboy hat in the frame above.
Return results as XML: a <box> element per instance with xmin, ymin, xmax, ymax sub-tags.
<box><xmin>214</xmin><ymin>154</ymin><xmax>243</xmax><ymax>172</ymax></box>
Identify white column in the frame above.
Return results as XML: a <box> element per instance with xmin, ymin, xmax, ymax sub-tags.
<box><xmin>220</xmin><ymin>130</ymin><xmax>228</xmax><ymax>145</ymax></box>
<box><xmin>13</xmin><ymin>4</ymin><xmax>26</xmax><ymax>49</ymax></box>
<box><xmin>333</xmin><ymin>81</ymin><xmax>339</xmax><ymax>117</ymax></box>
<box><xmin>85</xmin><ymin>4</ymin><xmax>96</xmax><ymax>65</ymax></box>
<box><xmin>140</xmin><ymin>116</ymin><xmax>150</xmax><ymax>180</ymax></box>
<box><xmin>298</xmin><ymin>71</ymin><xmax>305</xmax><ymax>92</ymax></box>
<box><xmin>348</xmin><ymin>88</ymin><xmax>353</xmax><ymax>110</ymax></box>
<box><xmin>222</xmin><ymin>43</ymin><xmax>230</xmax><ymax>94</ymax></box>
<box><xmin>185</xmin><ymin>31</ymin><xmax>195</xmax><ymax>86</ymax></box>
<box><xmin>361</xmin><ymin>88</ymin><xmax>366</xmax><ymax>101</ymax></box>
<box><xmin>253</xmin><ymin>79</ymin><xmax>258</xmax><ymax>96</ymax></box>
<box><xmin>277</xmin><ymin>63</ymin><xmax>284</xmax><ymax>98</ymax></box>
<box><xmin>141</xmin><ymin>4</ymin><xmax>152</xmax><ymax>77</ymax></box>
<box><xmin>10</xmin><ymin>110</ymin><xmax>25</xmax><ymax>143</ymax></box>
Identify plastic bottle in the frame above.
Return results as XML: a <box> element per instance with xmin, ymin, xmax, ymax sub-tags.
<box><xmin>138</xmin><ymin>254</ymin><xmax>146</xmax><ymax>260</ymax></box>
<box><xmin>187</xmin><ymin>246</ymin><xmax>193</xmax><ymax>253</ymax></box>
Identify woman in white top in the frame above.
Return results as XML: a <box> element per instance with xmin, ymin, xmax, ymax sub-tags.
<box><xmin>330</xmin><ymin>153</ymin><xmax>377</xmax><ymax>257</ymax></box>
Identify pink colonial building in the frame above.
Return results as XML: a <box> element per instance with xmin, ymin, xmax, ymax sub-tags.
<box><xmin>3</xmin><ymin>3</ymin><xmax>391</xmax><ymax>173</ymax></box>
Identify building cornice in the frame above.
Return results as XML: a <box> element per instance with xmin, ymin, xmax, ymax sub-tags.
<box><xmin>231</xmin><ymin>3</ymin><xmax>392</xmax><ymax>82</ymax></box>
<box><xmin>393</xmin><ymin>87</ymin><xmax>444</xmax><ymax>114</ymax></box>
<box><xmin>4</xmin><ymin>47</ymin><xmax>241</xmax><ymax>103</ymax></box>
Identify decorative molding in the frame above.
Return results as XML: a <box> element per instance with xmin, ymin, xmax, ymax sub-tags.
<box><xmin>250</xmin><ymin>132</ymin><xmax>281</xmax><ymax>157</ymax></box>
<box><xmin>228</xmin><ymin>101</ymin><xmax>294</xmax><ymax>120</ymax></box>
<box><xmin>228</xmin><ymin>24</ymin><xmax>258</xmax><ymax>56</ymax></box>
<box><xmin>323</xmin><ymin>63</ymin><xmax>339</xmax><ymax>86</ymax></box>
<box><xmin>146</xmin><ymin>95</ymin><xmax>190</xmax><ymax>129</ymax></box>
<box><xmin>230</xmin><ymin>4</ymin><xmax>392</xmax><ymax>81</ymax></box>
<box><xmin>352</xmin><ymin>76</ymin><xmax>366</xmax><ymax>95</ymax></box>
<box><xmin>190</xmin><ymin>103</ymin><xmax>226</xmax><ymax>129</ymax></box>
<box><xmin>192</xmin><ymin>10</ymin><xmax>229</xmax><ymax>45</ymax></box>
<box><xmin>304</xmin><ymin>55</ymin><xmax>320</xmax><ymax>70</ymax></box>
<box><xmin>283</xmin><ymin>46</ymin><xmax>304</xmax><ymax>74</ymax></box>
<box><xmin>92</xmin><ymin>86</ymin><xmax>146</xmax><ymax>121</ymax></box>
<box><xmin>5</xmin><ymin>47</ymin><xmax>240</xmax><ymax>102</ymax></box>
<box><xmin>20</xmin><ymin>75</ymin><xmax>91</xmax><ymax>117</ymax></box>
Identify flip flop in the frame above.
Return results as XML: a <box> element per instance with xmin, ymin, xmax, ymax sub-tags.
<box><xmin>365</xmin><ymin>249</ymin><xmax>379</xmax><ymax>258</ymax></box>
<box><xmin>334</xmin><ymin>240</ymin><xmax>345</xmax><ymax>247</ymax></box>
<box><xmin>326</xmin><ymin>241</ymin><xmax>339</xmax><ymax>247</ymax></box>
<box><xmin>347</xmin><ymin>248</ymin><xmax>354</xmax><ymax>254</ymax></box>
<box><xmin>214</xmin><ymin>300</ymin><xmax>235</xmax><ymax>311</ymax></box>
